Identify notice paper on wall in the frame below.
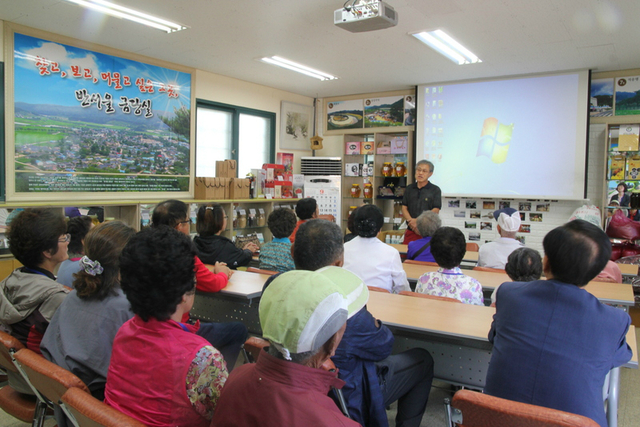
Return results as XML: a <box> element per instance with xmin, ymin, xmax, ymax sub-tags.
<box><xmin>618</xmin><ymin>125</ymin><xmax>640</xmax><ymax>152</ymax></box>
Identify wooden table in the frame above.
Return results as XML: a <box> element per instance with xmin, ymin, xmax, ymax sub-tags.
<box><xmin>192</xmin><ymin>270</ymin><xmax>269</xmax><ymax>334</ymax></box>
<box><xmin>402</xmin><ymin>263</ymin><xmax>635</xmax><ymax>308</ymax></box>
<box><xmin>616</xmin><ymin>262</ymin><xmax>638</xmax><ymax>276</ymax></box>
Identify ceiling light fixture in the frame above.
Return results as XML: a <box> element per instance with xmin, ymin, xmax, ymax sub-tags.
<box><xmin>411</xmin><ymin>30</ymin><xmax>481</xmax><ymax>65</ymax></box>
<box><xmin>64</xmin><ymin>0</ymin><xmax>188</xmax><ymax>33</ymax></box>
<box><xmin>261</xmin><ymin>56</ymin><xmax>337</xmax><ymax>81</ymax></box>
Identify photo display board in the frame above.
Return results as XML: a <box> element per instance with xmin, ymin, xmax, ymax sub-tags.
<box><xmin>12</xmin><ymin>32</ymin><xmax>192</xmax><ymax>195</ymax></box>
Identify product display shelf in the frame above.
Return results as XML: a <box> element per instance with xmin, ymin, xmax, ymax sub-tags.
<box><xmin>341</xmin><ymin>131</ymin><xmax>413</xmax><ymax>233</ymax></box>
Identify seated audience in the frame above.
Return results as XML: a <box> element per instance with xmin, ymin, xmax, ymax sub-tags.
<box><xmin>416</xmin><ymin>227</ymin><xmax>483</xmax><ymax>305</ymax></box>
<box><xmin>0</xmin><ymin>208</ymin><xmax>70</xmax><ymax>394</ymax></box>
<box><xmin>290</xmin><ymin>197</ymin><xmax>319</xmax><ymax>243</ymax></box>
<box><xmin>57</xmin><ymin>215</ymin><xmax>93</xmax><ymax>288</ymax></box>
<box><xmin>42</xmin><ymin>221</ymin><xmax>135</xmax><ymax>400</ymax></box>
<box><xmin>484</xmin><ymin>220</ymin><xmax>632</xmax><ymax>426</ymax></box>
<box><xmin>477</xmin><ymin>207</ymin><xmax>523</xmax><ymax>269</ymax></box>
<box><xmin>343</xmin><ymin>204</ymin><xmax>410</xmax><ymax>293</ymax></box>
<box><xmin>192</xmin><ymin>202</ymin><xmax>258</xmax><ymax>269</ymax></box>
<box><xmin>406</xmin><ymin>211</ymin><xmax>441</xmax><ymax>262</ymax></box>
<box><xmin>104</xmin><ymin>227</ymin><xmax>228</xmax><ymax>427</ymax></box>
<box><xmin>152</xmin><ymin>200</ymin><xmax>246</xmax><ymax>370</ymax></box>
<box><xmin>490</xmin><ymin>247</ymin><xmax>543</xmax><ymax>305</ymax></box>
<box><xmin>211</xmin><ymin>268</ymin><xmax>361</xmax><ymax>427</ymax></box>
<box><xmin>259</xmin><ymin>208</ymin><xmax>297</xmax><ymax>273</ymax></box>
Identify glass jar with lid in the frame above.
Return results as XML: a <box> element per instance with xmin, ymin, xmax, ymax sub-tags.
<box><xmin>395</xmin><ymin>162</ymin><xmax>406</xmax><ymax>177</ymax></box>
<box><xmin>381</xmin><ymin>162</ymin><xmax>393</xmax><ymax>177</ymax></box>
<box><xmin>363</xmin><ymin>183</ymin><xmax>373</xmax><ymax>199</ymax></box>
<box><xmin>350</xmin><ymin>183</ymin><xmax>361</xmax><ymax>198</ymax></box>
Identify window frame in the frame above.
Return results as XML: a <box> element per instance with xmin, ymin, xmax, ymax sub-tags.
<box><xmin>195</xmin><ymin>99</ymin><xmax>276</xmax><ymax>176</ymax></box>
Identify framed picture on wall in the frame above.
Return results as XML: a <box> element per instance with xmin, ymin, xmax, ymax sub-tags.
<box><xmin>280</xmin><ymin>101</ymin><xmax>312</xmax><ymax>150</ymax></box>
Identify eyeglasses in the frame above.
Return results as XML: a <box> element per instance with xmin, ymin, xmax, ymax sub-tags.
<box><xmin>179</xmin><ymin>219</ymin><xmax>192</xmax><ymax>225</ymax></box>
<box><xmin>416</xmin><ymin>168</ymin><xmax>431</xmax><ymax>174</ymax></box>
<box><xmin>58</xmin><ymin>234</ymin><xmax>71</xmax><ymax>243</ymax></box>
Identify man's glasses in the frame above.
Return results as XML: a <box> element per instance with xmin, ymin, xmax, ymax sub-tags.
<box><xmin>179</xmin><ymin>219</ymin><xmax>192</xmax><ymax>225</ymax></box>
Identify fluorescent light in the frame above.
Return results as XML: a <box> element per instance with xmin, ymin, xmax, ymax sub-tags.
<box><xmin>64</xmin><ymin>0</ymin><xmax>187</xmax><ymax>33</ymax></box>
<box><xmin>411</xmin><ymin>30</ymin><xmax>481</xmax><ymax>65</ymax></box>
<box><xmin>261</xmin><ymin>56</ymin><xmax>337</xmax><ymax>81</ymax></box>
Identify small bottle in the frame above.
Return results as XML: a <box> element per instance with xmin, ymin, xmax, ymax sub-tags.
<box><xmin>385</xmin><ymin>234</ymin><xmax>391</xmax><ymax>244</ymax></box>
<box><xmin>381</xmin><ymin>162</ymin><xmax>393</xmax><ymax>177</ymax></box>
<box><xmin>257</xmin><ymin>210</ymin><xmax>266</xmax><ymax>227</ymax></box>
<box><xmin>395</xmin><ymin>162</ymin><xmax>406</xmax><ymax>177</ymax></box>
<box><xmin>237</xmin><ymin>211</ymin><xmax>247</xmax><ymax>228</ymax></box>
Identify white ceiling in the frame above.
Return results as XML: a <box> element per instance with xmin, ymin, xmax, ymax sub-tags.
<box><xmin>1</xmin><ymin>0</ymin><xmax>639</xmax><ymax>98</ymax></box>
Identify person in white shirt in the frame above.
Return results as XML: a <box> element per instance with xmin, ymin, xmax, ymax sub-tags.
<box><xmin>477</xmin><ymin>207</ymin><xmax>523</xmax><ymax>269</ymax></box>
<box><xmin>343</xmin><ymin>204</ymin><xmax>410</xmax><ymax>293</ymax></box>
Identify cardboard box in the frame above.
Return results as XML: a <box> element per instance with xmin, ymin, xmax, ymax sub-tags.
<box><xmin>610</xmin><ymin>156</ymin><xmax>625</xmax><ymax>180</ymax></box>
<box><xmin>264</xmin><ymin>180</ymin><xmax>293</xmax><ymax>198</ymax></box>
<box><xmin>194</xmin><ymin>177</ymin><xmax>230</xmax><ymax>200</ymax></box>
<box><xmin>262</xmin><ymin>163</ymin><xmax>286</xmax><ymax>183</ymax></box>
<box><xmin>626</xmin><ymin>155</ymin><xmax>640</xmax><ymax>180</ymax></box>
<box><xmin>376</xmin><ymin>140</ymin><xmax>391</xmax><ymax>154</ymax></box>
<box><xmin>391</xmin><ymin>136</ymin><xmax>408</xmax><ymax>154</ymax></box>
<box><xmin>216</xmin><ymin>160</ymin><xmax>237</xmax><ymax>178</ymax></box>
<box><xmin>229</xmin><ymin>178</ymin><xmax>251</xmax><ymax>199</ymax></box>
<box><xmin>361</xmin><ymin>141</ymin><xmax>374</xmax><ymax>154</ymax></box>
<box><xmin>345</xmin><ymin>163</ymin><xmax>360</xmax><ymax>177</ymax></box>
<box><xmin>345</xmin><ymin>141</ymin><xmax>360</xmax><ymax>155</ymax></box>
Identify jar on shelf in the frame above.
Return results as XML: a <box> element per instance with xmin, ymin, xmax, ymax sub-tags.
<box><xmin>363</xmin><ymin>183</ymin><xmax>373</xmax><ymax>199</ymax></box>
<box><xmin>347</xmin><ymin>206</ymin><xmax>357</xmax><ymax>219</ymax></box>
<box><xmin>350</xmin><ymin>183</ymin><xmax>361</xmax><ymax>198</ymax></box>
<box><xmin>395</xmin><ymin>162</ymin><xmax>406</xmax><ymax>177</ymax></box>
<box><xmin>381</xmin><ymin>162</ymin><xmax>393</xmax><ymax>177</ymax></box>
<box><xmin>257</xmin><ymin>211</ymin><xmax>266</xmax><ymax>227</ymax></box>
<box><xmin>237</xmin><ymin>211</ymin><xmax>247</xmax><ymax>228</ymax></box>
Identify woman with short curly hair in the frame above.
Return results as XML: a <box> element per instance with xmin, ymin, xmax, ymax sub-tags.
<box><xmin>342</xmin><ymin>204</ymin><xmax>410</xmax><ymax>293</ymax></box>
<box><xmin>0</xmin><ymin>208</ymin><xmax>69</xmax><ymax>394</ymax></box>
<box><xmin>104</xmin><ymin>227</ymin><xmax>228</xmax><ymax>427</ymax></box>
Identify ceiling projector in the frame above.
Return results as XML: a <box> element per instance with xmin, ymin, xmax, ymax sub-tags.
<box><xmin>334</xmin><ymin>1</ymin><xmax>398</xmax><ymax>33</ymax></box>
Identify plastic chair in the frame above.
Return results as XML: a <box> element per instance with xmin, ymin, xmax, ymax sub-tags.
<box><xmin>367</xmin><ymin>286</ymin><xmax>391</xmax><ymax>293</ymax></box>
<box><xmin>444</xmin><ymin>389</ymin><xmax>599</xmax><ymax>427</ymax></box>
<box><xmin>472</xmin><ymin>266</ymin><xmax>506</xmax><ymax>274</ymax></box>
<box><xmin>466</xmin><ymin>243</ymin><xmax>480</xmax><ymax>252</ymax></box>
<box><xmin>242</xmin><ymin>336</ymin><xmax>270</xmax><ymax>363</ymax></box>
<box><xmin>399</xmin><ymin>291</ymin><xmax>461</xmax><ymax>303</ymax></box>
<box><xmin>12</xmin><ymin>348</ymin><xmax>90</xmax><ymax>427</ymax></box>
<box><xmin>61</xmin><ymin>387</ymin><xmax>146</xmax><ymax>427</ymax></box>
<box><xmin>0</xmin><ymin>331</ymin><xmax>37</xmax><ymax>423</ymax></box>
<box><xmin>246</xmin><ymin>266</ymin><xmax>279</xmax><ymax>276</ymax></box>
<box><xmin>404</xmin><ymin>259</ymin><xmax>439</xmax><ymax>267</ymax></box>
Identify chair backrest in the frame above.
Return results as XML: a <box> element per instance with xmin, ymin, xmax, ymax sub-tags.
<box><xmin>247</xmin><ymin>267</ymin><xmax>278</xmax><ymax>276</ymax></box>
<box><xmin>399</xmin><ymin>291</ymin><xmax>461</xmax><ymax>303</ymax></box>
<box><xmin>61</xmin><ymin>387</ymin><xmax>146</xmax><ymax>427</ymax></box>
<box><xmin>12</xmin><ymin>348</ymin><xmax>89</xmax><ymax>405</ymax></box>
<box><xmin>367</xmin><ymin>286</ymin><xmax>391</xmax><ymax>293</ymax></box>
<box><xmin>404</xmin><ymin>259</ymin><xmax>439</xmax><ymax>266</ymax></box>
<box><xmin>0</xmin><ymin>330</ymin><xmax>25</xmax><ymax>373</ymax></box>
<box><xmin>472</xmin><ymin>266</ymin><xmax>506</xmax><ymax>274</ymax></box>
<box><xmin>242</xmin><ymin>336</ymin><xmax>270</xmax><ymax>363</ymax></box>
<box><xmin>466</xmin><ymin>243</ymin><xmax>480</xmax><ymax>252</ymax></box>
<box><xmin>449</xmin><ymin>389</ymin><xmax>599</xmax><ymax>427</ymax></box>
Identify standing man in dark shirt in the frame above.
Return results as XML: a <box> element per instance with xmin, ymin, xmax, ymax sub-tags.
<box><xmin>401</xmin><ymin>160</ymin><xmax>442</xmax><ymax>244</ymax></box>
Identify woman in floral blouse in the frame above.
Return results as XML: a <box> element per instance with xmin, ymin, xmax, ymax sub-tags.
<box><xmin>416</xmin><ymin>227</ymin><xmax>484</xmax><ymax>305</ymax></box>
<box><xmin>104</xmin><ymin>227</ymin><xmax>228</xmax><ymax>427</ymax></box>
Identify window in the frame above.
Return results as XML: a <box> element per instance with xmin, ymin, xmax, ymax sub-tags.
<box><xmin>196</xmin><ymin>100</ymin><xmax>275</xmax><ymax>178</ymax></box>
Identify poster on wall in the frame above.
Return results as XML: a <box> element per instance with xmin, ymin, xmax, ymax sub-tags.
<box><xmin>13</xmin><ymin>32</ymin><xmax>192</xmax><ymax>194</ymax></box>
<box><xmin>404</xmin><ymin>95</ymin><xmax>416</xmax><ymax>126</ymax></box>
<box><xmin>589</xmin><ymin>78</ymin><xmax>613</xmax><ymax>117</ymax></box>
<box><xmin>615</xmin><ymin>76</ymin><xmax>640</xmax><ymax>116</ymax></box>
<box><xmin>364</xmin><ymin>95</ymin><xmax>404</xmax><ymax>128</ymax></box>
<box><xmin>326</xmin><ymin>99</ymin><xmax>363</xmax><ymax>130</ymax></box>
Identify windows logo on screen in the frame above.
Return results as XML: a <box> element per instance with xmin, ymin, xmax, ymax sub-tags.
<box><xmin>476</xmin><ymin>118</ymin><xmax>514</xmax><ymax>164</ymax></box>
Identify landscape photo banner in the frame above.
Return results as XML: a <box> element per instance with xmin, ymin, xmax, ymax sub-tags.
<box><xmin>13</xmin><ymin>32</ymin><xmax>192</xmax><ymax>194</ymax></box>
